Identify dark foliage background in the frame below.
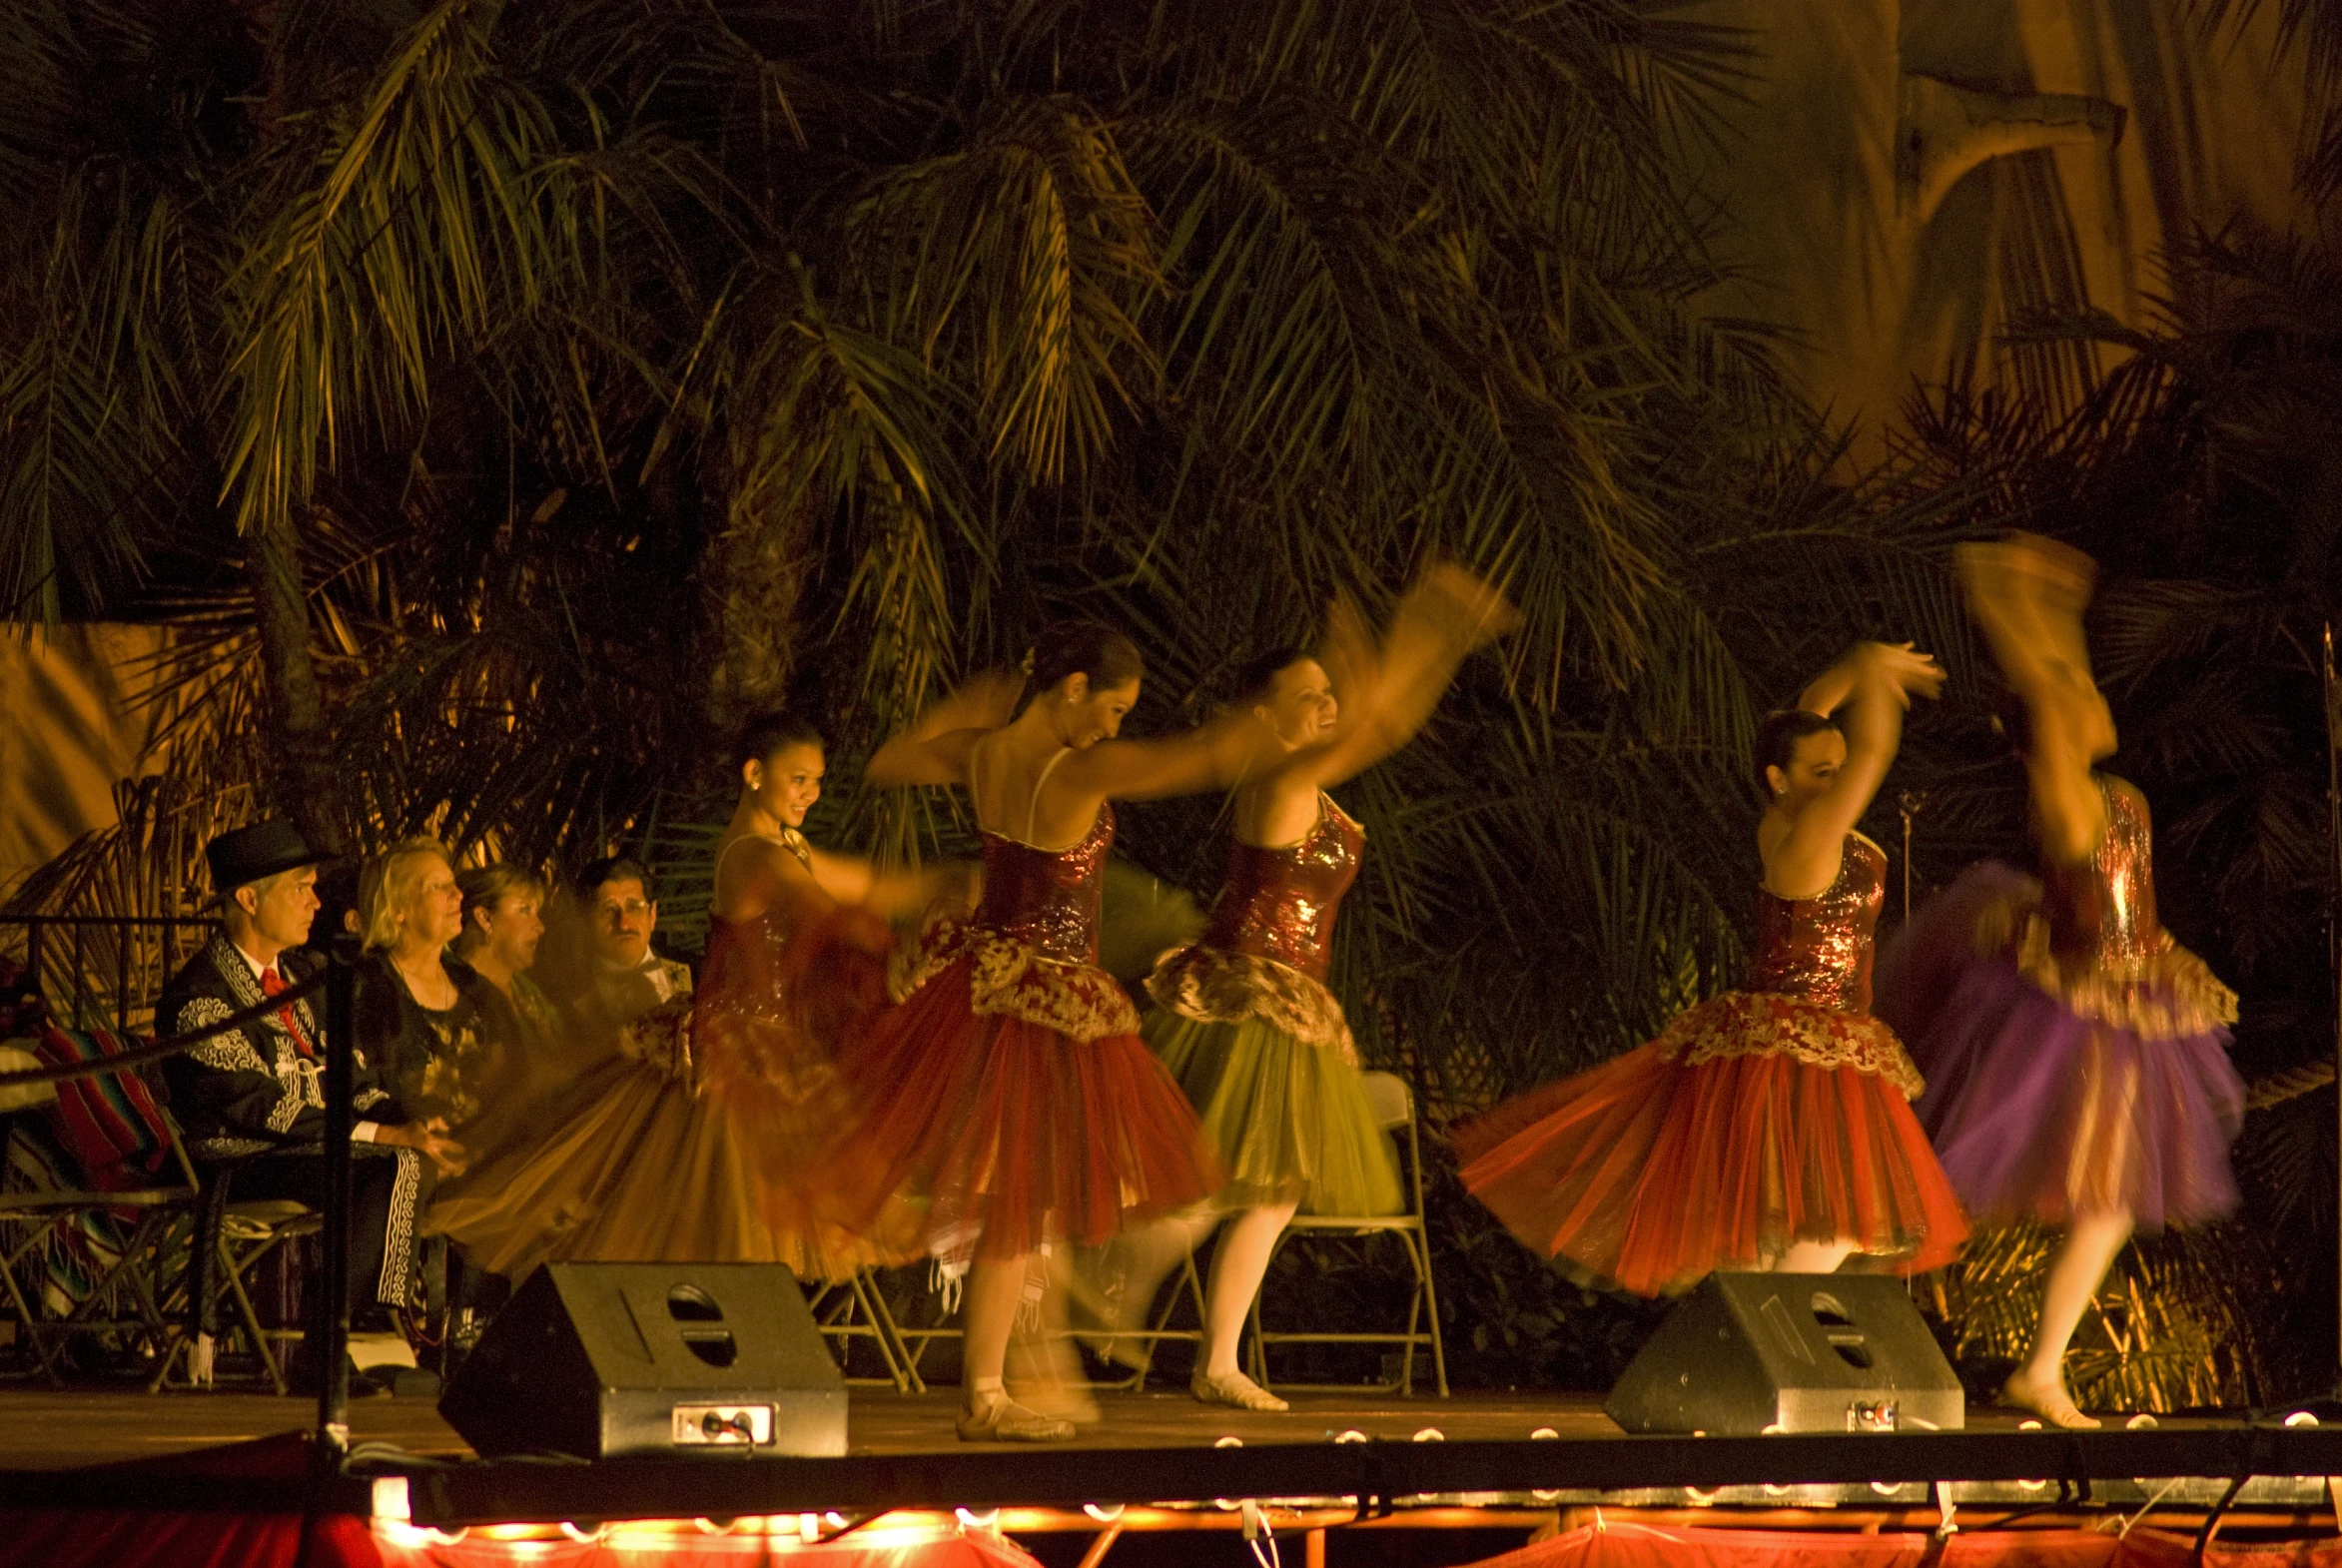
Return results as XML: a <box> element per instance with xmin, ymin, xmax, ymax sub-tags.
<box><xmin>1</xmin><ymin>0</ymin><xmax>2337</xmax><ymax>1401</ymax></box>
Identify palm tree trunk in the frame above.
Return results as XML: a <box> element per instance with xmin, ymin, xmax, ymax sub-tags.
<box><xmin>245</xmin><ymin>506</ymin><xmax>345</xmax><ymax>856</ymax></box>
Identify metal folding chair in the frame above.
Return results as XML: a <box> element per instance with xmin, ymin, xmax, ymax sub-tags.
<box><xmin>806</xmin><ymin>1268</ymin><xmax>923</xmax><ymax>1391</ymax></box>
<box><xmin>1246</xmin><ymin>1069</ymin><xmax>1450</xmax><ymax>1397</ymax></box>
<box><xmin>0</xmin><ymin>1036</ymin><xmax>196</xmax><ymax>1383</ymax></box>
<box><xmin>148</xmin><ymin>1163</ymin><xmax>320</xmax><ymax>1393</ymax></box>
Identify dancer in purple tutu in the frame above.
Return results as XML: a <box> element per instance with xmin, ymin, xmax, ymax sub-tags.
<box><xmin>1875</xmin><ymin>533</ymin><xmax>2243</xmax><ymax>1429</ymax></box>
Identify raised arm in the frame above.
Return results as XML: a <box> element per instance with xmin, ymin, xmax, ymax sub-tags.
<box><xmin>866</xmin><ymin>670</ymin><xmax>1025</xmax><ymax>788</ymax></box>
<box><xmin>805</xmin><ymin>846</ymin><xmax>959</xmax><ymax>918</ymax></box>
<box><xmin>1956</xmin><ymin>537</ymin><xmax>2109</xmax><ymax>865</ymax></box>
<box><xmin>716</xmin><ymin>835</ymin><xmax>951</xmax><ymax>924</ymax></box>
<box><xmin>1277</xmin><ymin>565</ymin><xmax>1516</xmax><ymax>791</ymax></box>
<box><xmin>1766</xmin><ymin>644</ymin><xmax>1943</xmax><ymax>897</ymax></box>
<box><xmin>1052</xmin><ymin>707</ymin><xmax>1280</xmax><ymax>804</ymax></box>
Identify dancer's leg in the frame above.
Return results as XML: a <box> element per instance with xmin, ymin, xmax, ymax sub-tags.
<box><xmin>960</xmin><ymin>1255</ymin><xmax>1026</xmax><ymax>1398</ymax></box>
<box><xmin>958</xmin><ymin>1254</ymin><xmax>1074</xmax><ymax>1441</ymax></box>
<box><xmin>2003</xmin><ymin>1210</ymin><xmax>2131</xmax><ymax>1430</ymax></box>
<box><xmin>1191</xmin><ymin>1201</ymin><xmax>1297</xmax><ymax>1411</ymax></box>
<box><xmin>1079</xmin><ymin>1211</ymin><xmax>1217</xmax><ymax>1370</ymax></box>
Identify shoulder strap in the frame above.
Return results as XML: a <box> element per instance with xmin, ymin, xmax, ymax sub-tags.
<box><xmin>1026</xmin><ymin>747</ymin><xmax>1074</xmax><ymax>844</ymax></box>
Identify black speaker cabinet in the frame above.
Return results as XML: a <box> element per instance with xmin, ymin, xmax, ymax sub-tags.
<box><xmin>438</xmin><ymin>1262</ymin><xmax>847</xmax><ymax>1460</ymax></box>
<box><xmin>1605</xmin><ymin>1272</ymin><xmax>1962</xmax><ymax>1435</ymax></box>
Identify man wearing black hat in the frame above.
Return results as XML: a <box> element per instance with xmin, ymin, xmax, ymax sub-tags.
<box><xmin>160</xmin><ymin>819</ymin><xmax>462</xmax><ymax>1390</ymax></box>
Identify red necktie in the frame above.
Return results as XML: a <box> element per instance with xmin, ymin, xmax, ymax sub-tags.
<box><xmin>260</xmin><ymin>965</ymin><xmax>316</xmax><ymax>1059</ymax></box>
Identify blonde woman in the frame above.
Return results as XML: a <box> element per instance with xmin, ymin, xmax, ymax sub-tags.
<box><xmin>356</xmin><ymin>838</ymin><xmax>493</xmax><ymax>1154</ymax></box>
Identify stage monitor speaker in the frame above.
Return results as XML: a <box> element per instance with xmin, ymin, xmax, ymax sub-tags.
<box><xmin>438</xmin><ymin>1261</ymin><xmax>846</xmax><ymax>1460</ymax></box>
<box><xmin>1604</xmin><ymin>1272</ymin><xmax>1962</xmax><ymax>1435</ymax></box>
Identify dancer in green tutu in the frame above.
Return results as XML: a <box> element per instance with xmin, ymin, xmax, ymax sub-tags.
<box><xmin>1102</xmin><ymin>566</ymin><xmax>1514</xmax><ymax>1412</ymax></box>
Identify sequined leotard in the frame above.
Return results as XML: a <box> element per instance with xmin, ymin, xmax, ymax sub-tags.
<box><xmin>1877</xmin><ymin>773</ymin><xmax>2244</xmax><ymax>1228</ymax></box>
<box><xmin>1456</xmin><ymin>828</ymin><xmax>1967</xmax><ymax>1295</ymax></box>
<box><xmin>1750</xmin><ymin>832</ymin><xmax>1883</xmax><ymax>1013</ymax></box>
<box><xmin>1148</xmin><ymin>794</ymin><xmax>1364</xmax><ymax>1063</ymax></box>
<box><xmin>828</xmin><ymin>751</ymin><xmax>1218</xmax><ymax>1262</ymax></box>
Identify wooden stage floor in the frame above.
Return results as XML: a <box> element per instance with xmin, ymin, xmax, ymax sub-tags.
<box><xmin>0</xmin><ymin>1383</ymin><xmax>2067</xmax><ymax>1471</ymax></box>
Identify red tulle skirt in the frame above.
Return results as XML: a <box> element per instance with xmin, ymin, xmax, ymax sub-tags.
<box><xmin>1458</xmin><ymin>1004</ymin><xmax>1969</xmax><ymax>1297</ymax></box>
<box><xmin>821</xmin><ymin>952</ymin><xmax>1222</xmax><ymax>1263</ymax></box>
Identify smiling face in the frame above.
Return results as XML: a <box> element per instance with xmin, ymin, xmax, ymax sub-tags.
<box><xmin>1252</xmin><ymin>657</ymin><xmax>1338</xmax><ymax>748</ymax></box>
<box><xmin>588</xmin><ymin>876</ymin><xmax>657</xmax><ymax>969</ymax></box>
<box><xmin>1053</xmin><ymin>673</ymin><xmax>1141</xmax><ymax>748</ymax></box>
<box><xmin>1766</xmin><ymin>727</ymin><xmax>1848</xmax><ymax>814</ymax></box>
<box><xmin>745</xmin><ymin>740</ymin><xmax>826</xmax><ymax>828</ymax></box>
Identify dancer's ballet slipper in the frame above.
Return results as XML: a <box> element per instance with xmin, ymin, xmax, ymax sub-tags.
<box><xmin>2000</xmin><ymin>1368</ymin><xmax>2099</xmax><ymax>1429</ymax></box>
<box><xmin>957</xmin><ymin>1390</ymin><xmax>1077</xmax><ymax>1443</ymax></box>
<box><xmin>1191</xmin><ymin>1368</ymin><xmax>1290</xmax><ymax>1413</ymax></box>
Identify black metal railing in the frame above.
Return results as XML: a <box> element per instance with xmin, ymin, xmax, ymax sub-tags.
<box><xmin>0</xmin><ymin>915</ymin><xmax>217</xmax><ymax>1036</ymax></box>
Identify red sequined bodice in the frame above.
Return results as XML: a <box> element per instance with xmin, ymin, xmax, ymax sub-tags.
<box><xmin>973</xmin><ymin>806</ymin><xmax>1115</xmax><ymax>965</ymax></box>
<box><xmin>1751</xmin><ymin>832</ymin><xmax>1885</xmax><ymax>1014</ymax></box>
<box><xmin>1197</xmin><ymin>795</ymin><xmax>1363</xmax><ymax>983</ymax></box>
<box><xmin>2041</xmin><ymin>775</ymin><xmax>2159</xmax><ymax>972</ymax></box>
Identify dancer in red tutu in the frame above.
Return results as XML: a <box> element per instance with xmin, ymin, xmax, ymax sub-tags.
<box><xmin>1458</xmin><ymin>641</ymin><xmax>1968</xmax><ymax>1297</ymax></box>
<box><xmin>425</xmin><ymin>710</ymin><xmax>935</xmax><ymax>1282</ymax></box>
<box><xmin>1875</xmin><ymin>536</ymin><xmax>2242</xmax><ymax>1428</ymax></box>
<box><xmin>832</xmin><ymin>621</ymin><xmax>1273</xmax><ymax>1443</ymax></box>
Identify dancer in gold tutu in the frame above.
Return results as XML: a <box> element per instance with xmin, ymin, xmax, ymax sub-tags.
<box><xmin>423</xmin><ymin>710</ymin><xmax>938</xmax><ymax>1281</ymax></box>
<box><xmin>1095</xmin><ymin>568</ymin><xmax>1514</xmax><ymax>1412</ymax></box>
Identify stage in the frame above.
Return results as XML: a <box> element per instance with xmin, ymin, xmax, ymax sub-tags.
<box><xmin>7</xmin><ymin>1385</ymin><xmax>2342</xmax><ymax>1567</ymax></box>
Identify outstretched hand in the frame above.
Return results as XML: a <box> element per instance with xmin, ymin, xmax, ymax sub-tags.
<box><xmin>1867</xmin><ymin>641</ymin><xmax>1946</xmax><ymax>706</ymax></box>
<box><xmin>1415</xmin><ymin>561</ymin><xmax>1522</xmax><ymax>648</ymax></box>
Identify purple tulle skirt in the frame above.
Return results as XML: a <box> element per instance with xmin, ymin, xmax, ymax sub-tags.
<box><xmin>1875</xmin><ymin>862</ymin><xmax>2244</xmax><ymax>1230</ymax></box>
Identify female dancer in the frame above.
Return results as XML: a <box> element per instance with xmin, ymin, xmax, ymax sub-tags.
<box><xmin>1101</xmin><ymin>573</ymin><xmax>1514</xmax><ymax>1412</ymax></box>
<box><xmin>1875</xmin><ymin>536</ymin><xmax>2242</xmax><ymax>1428</ymax></box>
<box><xmin>423</xmin><ymin>711</ymin><xmax>935</xmax><ymax>1281</ymax></box>
<box><xmin>1458</xmin><ymin>642</ymin><xmax>1969</xmax><ymax>1296</ymax></box>
<box><xmin>830</xmin><ymin>619</ymin><xmax>1293</xmax><ymax>1443</ymax></box>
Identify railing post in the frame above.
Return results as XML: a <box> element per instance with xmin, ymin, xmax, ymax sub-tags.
<box><xmin>317</xmin><ymin>945</ymin><xmax>357</xmax><ymax>1466</ymax></box>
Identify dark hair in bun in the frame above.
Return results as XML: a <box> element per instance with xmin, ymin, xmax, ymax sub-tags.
<box><xmin>1019</xmin><ymin>620</ymin><xmax>1144</xmax><ymax>710</ymax></box>
<box><xmin>733</xmin><ymin>709</ymin><xmax>824</xmax><ymax>771</ymax></box>
<box><xmin>1751</xmin><ymin>708</ymin><xmax>1841</xmax><ymax>797</ymax></box>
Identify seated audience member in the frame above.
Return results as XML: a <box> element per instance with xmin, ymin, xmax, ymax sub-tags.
<box><xmin>357</xmin><ymin>838</ymin><xmax>504</xmax><ymax>1139</ymax></box>
<box><xmin>452</xmin><ymin>865</ymin><xmax>556</xmax><ymax>1058</ymax></box>
<box><xmin>565</xmin><ymin>857</ymin><xmax>693</xmax><ymax>1052</ymax></box>
<box><xmin>451</xmin><ymin>863</ymin><xmax>571</xmax><ymax>1122</ymax></box>
<box><xmin>160</xmin><ymin>819</ymin><xmax>460</xmax><ymax>1390</ymax></box>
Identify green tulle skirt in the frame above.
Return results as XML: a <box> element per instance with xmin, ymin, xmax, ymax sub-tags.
<box><xmin>1144</xmin><ymin>1011</ymin><xmax>1405</xmax><ymax>1216</ymax></box>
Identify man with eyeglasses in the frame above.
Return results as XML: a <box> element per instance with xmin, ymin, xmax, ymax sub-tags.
<box><xmin>566</xmin><ymin>857</ymin><xmax>694</xmax><ymax>1064</ymax></box>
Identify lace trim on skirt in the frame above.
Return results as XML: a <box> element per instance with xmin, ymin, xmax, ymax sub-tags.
<box><xmin>1968</xmin><ymin>883</ymin><xmax>2240</xmax><ymax>1038</ymax></box>
<box><xmin>890</xmin><ymin>913</ymin><xmax>1139</xmax><ymax>1042</ymax></box>
<box><xmin>1144</xmin><ymin>944</ymin><xmax>1357</xmax><ymax>1067</ymax></box>
<box><xmin>1650</xmin><ymin>991</ymin><xmax>1926</xmax><ymax>1101</ymax></box>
